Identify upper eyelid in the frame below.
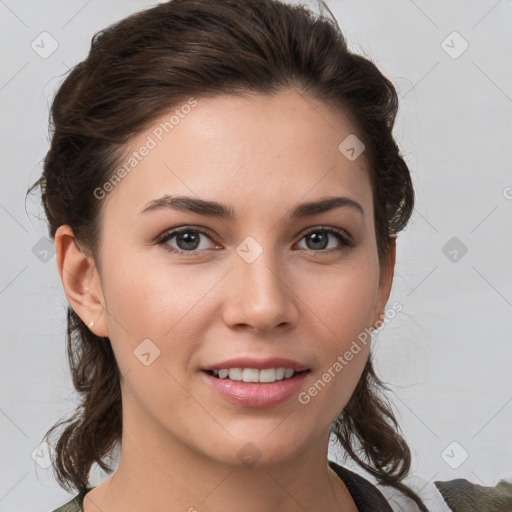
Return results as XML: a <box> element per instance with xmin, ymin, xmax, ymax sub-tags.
<box><xmin>301</xmin><ymin>225</ymin><xmax>351</xmax><ymax>238</ymax></box>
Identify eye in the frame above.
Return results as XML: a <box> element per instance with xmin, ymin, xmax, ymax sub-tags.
<box><xmin>156</xmin><ymin>227</ymin><xmax>219</xmax><ymax>255</ymax></box>
<box><xmin>155</xmin><ymin>225</ymin><xmax>353</xmax><ymax>256</ymax></box>
<box><xmin>296</xmin><ymin>227</ymin><xmax>353</xmax><ymax>253</ymax></box>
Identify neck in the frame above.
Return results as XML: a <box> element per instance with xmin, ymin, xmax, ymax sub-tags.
<box><xmin>83</xmin><ymin>445</ymin><xmax>356</xmax><ymax>511</ymax></box>
<box><xmin>83</xmin><ymin>394</ymin><xmax>356</xmax><ymax>512</ymax></box>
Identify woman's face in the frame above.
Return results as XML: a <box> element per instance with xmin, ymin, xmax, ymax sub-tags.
<box><xmin>80</xmin><ymin>89</ymin><xmax>393</xmax><ymax>467</ymax></box>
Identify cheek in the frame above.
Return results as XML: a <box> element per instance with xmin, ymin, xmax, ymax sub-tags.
<box><xmin>100</xmin><ymin>254</ymin><xmax>223</xmax><ymax>373</ymax></box>
<box><xmin>99</xmin><ymin>257</ymin><xmax>217</xmax><ymax>409</ymax></box>
<box><xmin>295</xmin><ymin>260</ymin><xmax>378</xmax><ymax>408</ymax></box>
<box><xmin>302</xmin><ymin>258</ymin><xmax>379</xmax><ymax>340</ymax></box>
<box><xmin>102</xmin><ymin>252</ymin><xmax>215</xmax><ymax>332</ymax></box>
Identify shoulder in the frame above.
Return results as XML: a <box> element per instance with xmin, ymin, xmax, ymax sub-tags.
<box><xmin>49</xmin><ymin>487</ymin><xmax>91</xmax><ymax>512</ymax></box>
<box><xmin>434</xmin><ymin>477</ymin><xmax>512</xmax><ymax>512</ymax></box>
<box><xmin>329</xmin><ymin>459</ymin><xmax>453</xmax><ymax>512</ymax></box>
<box><xmin>376</xmin><ymin>473</ymin><xmax>512</xmax><ymax>512</ymax></box>
<box><xmin>328</xmin><ymin>459</ymin><xmax>394</xmax><ymax>511</ymax></box>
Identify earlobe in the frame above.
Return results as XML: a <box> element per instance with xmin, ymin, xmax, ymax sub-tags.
<box><xmin>54</xmin><ymin>225</ymin><xmax>109</xmax><ymax>337</ymax></box>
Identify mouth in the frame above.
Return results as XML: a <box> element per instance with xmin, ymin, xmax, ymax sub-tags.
<box><xmin>200</xmin><ymin>368</ymin><xmax>311</xmax><ymax>408</ymax></box>
<box><xmin>202</xmin><ymin>368</ymin><xmax>310</xmax><ymax>384</ymax></box>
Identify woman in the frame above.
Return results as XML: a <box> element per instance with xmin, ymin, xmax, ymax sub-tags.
<box><xmin>29</xmin><ymin>0</ymin><xmax>461</xmax><ymax>510</ymax></box>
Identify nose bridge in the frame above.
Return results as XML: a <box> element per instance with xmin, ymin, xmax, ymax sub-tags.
<box><xmin>223</xmin><ymin>238</ymin><xmax>296</xmax><ymax>331</ymax></box>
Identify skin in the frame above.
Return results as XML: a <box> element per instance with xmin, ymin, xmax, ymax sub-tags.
<box><xmin>56</xmin><ymin>88</ymin><xmax>395</xmax><ymax>512</ymax></box>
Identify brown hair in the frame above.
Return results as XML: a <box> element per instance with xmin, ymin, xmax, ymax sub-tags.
<box><xmin>27</xmin><ymin>0</ymin><xmax>426</xmax><ymax>509</ymax></box>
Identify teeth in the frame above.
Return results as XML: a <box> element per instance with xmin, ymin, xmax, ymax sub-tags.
<box><xmin>229</xmin><ymin>368</ymin><xmax>243</xmax><ymax>381</ymax></box>
<box><xmin>284</xmin><ymin>368</ymin><xmax>295</xmax><ymax>379</ymax></box>
<box><xmin>211</xmin><ymin>367</ymin><xmax>298</xmax><ymax>383</ymax></box>
<box><xmin>242</xmin><ymin>368</ymin><xmax>258</xmax><ymax>382</ymax></box>
<box><xmin>275</xmin><ymin>368</ymin><xmax>286</xmax><ymax>381</ymax></box>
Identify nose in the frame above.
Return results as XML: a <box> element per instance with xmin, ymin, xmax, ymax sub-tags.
<box><xmin>222</xmin><ymin>249</ymin><xmax>299</xmax><ymax>333</ymax></box>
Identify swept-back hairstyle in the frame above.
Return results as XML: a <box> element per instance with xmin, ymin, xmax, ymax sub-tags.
<box><xmin>28</xmin><ymin>0</ymin><xmax>426</xmax><ymax>509</ymax></box>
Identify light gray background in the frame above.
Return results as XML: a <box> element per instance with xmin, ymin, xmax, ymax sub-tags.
<box><xmin>1</xmin><ymin>0</ymin><xmax>511</xmax><ymax>510</ymax></box>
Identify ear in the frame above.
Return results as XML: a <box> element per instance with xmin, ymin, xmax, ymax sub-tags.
<box><xmin>54</xmin><ymin>225</ymin><xmax>109</xmax><ymax>337</ymax></box>
<box><xmin>372</xmin><ymin>237</ymin><xmax>396</xmax><ymax>329</ymax></box>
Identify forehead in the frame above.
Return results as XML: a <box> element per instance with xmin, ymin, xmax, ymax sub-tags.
<box><xmin>100</xmin><ymin>89</ymin><xmax>373</xmax><ymax>222</ymax></box>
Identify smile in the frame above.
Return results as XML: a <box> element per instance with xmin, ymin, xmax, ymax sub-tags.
<box><xmin>201</xmin><ymin>368</ymin><xmax>310</xmax><ymax>408</ymax></box>
<box><xmin>207</xmin><ymin>367</ymin><xmax>301</xmax><ymax>383</ymax></box>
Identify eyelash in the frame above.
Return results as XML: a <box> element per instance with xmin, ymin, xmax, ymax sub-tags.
<box><xmin>155</xmin><ymin>225</ymin><xmax>353</xmax><ymax>256</ymax></box>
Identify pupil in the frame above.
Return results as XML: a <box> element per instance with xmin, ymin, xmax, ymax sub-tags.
<box><xmin>308</xmin><ymin>232</ymin><xmax>327</xmax><ymax>250</ymax></box>
<box><xmin>178</xmin><ymin>232</ymin><xmax>199</xmax><ymax>250</ymax></box>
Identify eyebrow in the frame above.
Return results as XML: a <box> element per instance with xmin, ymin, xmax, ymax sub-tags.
<box><xmin>139</xmin><ymin>194</ymin><xmax>365</xmax><ymax>219</ymax></box>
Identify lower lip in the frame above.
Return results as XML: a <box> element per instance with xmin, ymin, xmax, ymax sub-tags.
<box><xmin>200</xmin><ymin>370</ymin><xmax>310</xmax><ymax>408</ymax></box>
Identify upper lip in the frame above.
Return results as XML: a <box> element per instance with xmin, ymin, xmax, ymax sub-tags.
<box><xmin>202</xmin><ymin>357</ymin><xmax>310</xmax><ymax>372</ymax></box>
